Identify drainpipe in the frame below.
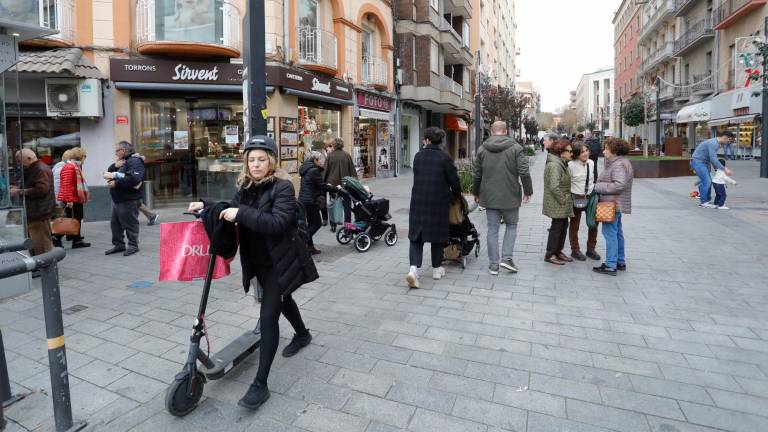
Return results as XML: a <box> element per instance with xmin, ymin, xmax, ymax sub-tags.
<box><xmin>283</xmin><ymin>0</ymin><xmax>290</xmax><ymax>62</ymax></box>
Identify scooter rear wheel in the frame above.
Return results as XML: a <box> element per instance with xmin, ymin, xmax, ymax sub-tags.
<box><xmin>166</xmin><ymin>372</ymin><xmax>205</xmax><ymax>416</ymax></box>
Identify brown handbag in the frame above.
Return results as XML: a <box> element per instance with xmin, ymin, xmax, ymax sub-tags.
<box><xmin>51</xmin><ymin>217</ymin><xmax>80</xmax><ymax>236</ymax></box>
<box><xmin>594</xmin><ymin>201</ymin><xmax>617</xmax><ymax>223</ymax></box>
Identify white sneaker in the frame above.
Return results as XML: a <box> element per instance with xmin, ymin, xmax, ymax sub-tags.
<box><xmin>717</xmin><ymin>206</ymin><xmax>729</xmax><ymax>210</ymax></box>
<box><xmin>699</xmin><ymin>202</ymin><xmax>717</xmax><ymax>208</ymax></box>
<box><xmin>406</xmin><ymin>271</ymin><xmax>420</xmax><ymax>289</ymax></box>
<box><xmin>432</xmin><ymin>267</ymin><xmax>446</xmax><ymax>280</ymax></box>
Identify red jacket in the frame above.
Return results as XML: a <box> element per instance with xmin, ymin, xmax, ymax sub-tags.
<box><xmin>57</xmin><ymin>162</ymin><xmax>85</xmax><ymax>204</ymax></box>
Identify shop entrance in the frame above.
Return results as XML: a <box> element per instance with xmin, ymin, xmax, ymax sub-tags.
<box><xmin>132</xmin><ymin>97</ymin><xmax>245</xmax><ymax>205</ymax></box>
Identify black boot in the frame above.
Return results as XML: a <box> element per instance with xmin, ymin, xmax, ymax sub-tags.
<box><xmin>282</xmin><ymin>332</ymin><xmax>312</xmax><ymax>357</ymax></box>
<box><xmin>238</xmin><ymin>381</ymin><xmax>270</xmax><ymax>410</ymax></box>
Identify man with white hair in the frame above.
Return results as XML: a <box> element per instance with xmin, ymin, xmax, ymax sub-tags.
<box><xmin>103</xmin><ymin>141</ymin><xmax>145</xmax><ymax>256</ymax></box>
<box><xmin>10</xmin><ymin>149</ymin><xmax>56</xmax><ymax>256</ymax></box>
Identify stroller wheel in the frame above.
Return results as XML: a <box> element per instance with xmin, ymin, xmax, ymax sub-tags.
<box><xmin>384</xmin><ymin>229</ymin><xmax>398</xmax><ymax>246</ymax></box>
<box><xmin>336</xmin><ymin>229</ymin><xmax>353</xmax><ymax>245</ymax></box>
<box><xmin>354</xmin><ymin>233</ymin><xmax>372</xmax><ymax>253</ymax></box>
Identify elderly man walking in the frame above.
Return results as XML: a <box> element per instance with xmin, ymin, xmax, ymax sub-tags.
<box><xmin>473</xmin><ymin>121</ymin><xmax>533</xmax><ymax>275</ymax></box>
<box><xmin>103</xmin><ymin>141</ymin><xmax>145</xmax><ymax>256</ymax></box>
<box><xmin>10</xmin><ymin>149</ymin><xmax>56</xmax><ymax>256</ymax></box>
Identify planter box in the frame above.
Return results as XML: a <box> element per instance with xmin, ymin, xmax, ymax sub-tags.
<box><xmin>629</xmin><ymin>159</ymin><xmax>692</xmax><ymax>178</ymax></box>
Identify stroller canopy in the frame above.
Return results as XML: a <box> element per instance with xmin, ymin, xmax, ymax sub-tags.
<box><xmin>342</xmin><ymin>176</ymin><xmax>372</xmax><ymax>201</ymax></box>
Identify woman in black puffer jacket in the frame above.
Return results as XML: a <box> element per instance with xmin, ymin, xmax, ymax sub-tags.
<box><xmin>299</xmin><ymin>151</ymin><xmax>325</xmax><ymax>255</ymax></box>
<box><xmin>188</xmin><ymin>136</ymin><xmax>318</xmax><ymax>411</ymax></box>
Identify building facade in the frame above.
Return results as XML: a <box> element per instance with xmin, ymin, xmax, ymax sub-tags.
<box><xmin>469</xmin><ymin>0</ymin><xmax>516</xmax><ymax>87</ymax></box>
<box><xmin>395</xmin><ymin>0</ymin><xmax>474</xmax><ymax>162</ymax></box>
<box><xmin>613</xmin><ymin>0</ymin><xmax>642</xmax><ymax>139</ymax></box>
<box><xmin>3</xmin><ymin>0</ymin><xmax>401</xmax><ymax>218</ymax></box>
<box><xmin>575</xmin><ymin>68</ymin><xmax>615</xmax><ymax>134</ymax></box>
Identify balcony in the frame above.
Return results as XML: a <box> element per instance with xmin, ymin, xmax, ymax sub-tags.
<box><xmin>136</xmin><ymin>0</ymin><xmax>242</xmax><ymax>58</ymax></box>
<box><xmin>660</xmin><ymin>83</ymin><xmax>675</xmax><ymax>100</ymax></box>
<box><xmin>639</xmin><ymin>0</ymin><xmax>675</xmax><ymax>44</ymax></box>
<box><xmin>673</xmin><ymin>0</ymin><xmax>698</xmax><ymax>16</ymax></box>
<box><xmin>691</xmin><ymin>73</ymin><xmax>714</xmax><ymax>95</ymax></box>
<box><xmin>440</xmin><ymin>18</ymin><xmax>472</xmax><ymax>65</ymax></box>
<box><xmin>361</xmin><ymin>56</ymin><xmax>388</xmax><ymax>90</ymax></box>
<box><xmin>297</xmin><ymin>27</ymin><xmax>339</xmax><ymax>75</ymax></box>
<box><xmin>674</xmin><ymin>85</ymin><xmax>690</xmax><ymax>101</ymax></box>
<box><xmin>642</xmin><ymin>41</ymin><xmax>675</xmax><ymax>73</ymax></box>
<box><xmin>714</xmin><ymin>0</ymin><xmax>767</xmax><ymax>29</ymax></box>
<box><xmin>673</xmin><ymin>18</ymin><xmax>714</xmax><ymax>56</ymax></box>
<box><xmin>15</xmin><ymin>0</ymin><xmax>75</xmax><ymax>48</ymax></box>
<box><xmin>445</xmin><ymin>0</ymin><xmax>472</xmax><ymax>18</ymax></box>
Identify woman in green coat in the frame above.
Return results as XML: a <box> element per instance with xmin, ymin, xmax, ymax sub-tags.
<box><xmin>543</xmin><ymin>139</ymin><xmax>575</xmax><ymax>265</ymax></box>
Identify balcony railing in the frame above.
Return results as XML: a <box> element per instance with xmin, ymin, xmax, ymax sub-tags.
<box><xmin>639</xmin><ymin>0</ymin><xmax>675</xmax><ymax>42</ymax></box>
<box><xmin>642</xmin><ymin>41</ymin><xmax>675</xmax><ymax>73</ymax></box>
<box><xmin>713</xmin><ymin>0</ymin><xmax>766</xmax><ymax>27</ymax></box>
<box><xmin>673</xmin><ymin>0</ymin><xmax>696</xmax><ymax>15</ymax></box>
<box><xmin>298</xmin><ymin>27</ymin><xmax>338</xmax><ymax>72</ymax></box>
<box><xmin>691</xmin><ymin>73</ymin><xmax>714</xmax><ymax>93</ymax></box>
<box><xmin>673</xmin><ymin>18</ymin><xmax>714</xmax><ymax>55</ymax></box>
<box><xmin>362</xmin><ymin>56</ymin><xmax>388</xmax><ymax>88</ymax></box>
<box><xmin>660</xmin><ymin>83</ymin><xmax>675</xmax><ymax>99</ymax></box>
<box><xmin>440</xmin><ymin>75</ymin><xmax>463</xmax><ymax>96</ymax></box>
<box><xmin>136</xmin><ymin>0</ymin><xmax>242</xmax><ymax>56</ymax></box>
<box><xmin>674</xmin><ymin>85</ymin><xmax>690</xmax><ymax>99</ymax></box>
<box><xmin>14</xmin><ymin>0</ymin><xmax>75</xmax><ymax>46</ymax></box>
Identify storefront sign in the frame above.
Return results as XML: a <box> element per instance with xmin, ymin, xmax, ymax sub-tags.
<box><xmin>357</xmin><ymin>91</ymin><xmax>392</xmax><ymax>112</ymax></box>
<box><xmin>110</xmin><ymin>58</ymin><xmax>243</xmax><ymax>84</ymax></box>
<box><xmin>115</xmin><ymin>115</ymin><xmax>129</xmax><ymax>124</ymax></box>
<box><xmin>266</xmin><ymin>65</ymin><xmax>353</xmax><ymax>101</ymax></box>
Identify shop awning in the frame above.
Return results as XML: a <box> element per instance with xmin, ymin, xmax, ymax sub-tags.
<box><xmin>675</xmin><ymin>100</ymin><xmax>711</xmax><ymax>123</ymax></box>
<box><xmin>445</xmin><ymin>115</ymin><xmax>468</xmax><ymax>131</ymax></box>
<box><xmin>708</xmin><ymin>114</ymin><xmax>757</xmax><ymax>127</ymax></box>
<box><xmin>10</xmin><ymin>48</ymin><xmax>104</xmax><ymax>79</ymax></box>
<box><xmin>282</xmin><ymin>88</ymin><xmax>355</xmax><ymax>106</ymax></box>
<box><xmin>359</xmin><ymin>108</ymin><xmax>390</xmax><ymax>121</ymax></box>
<box><xmin>113</xmin><ymin>82</ymin><xmax>271</xmax><ymax>94</ymax></box>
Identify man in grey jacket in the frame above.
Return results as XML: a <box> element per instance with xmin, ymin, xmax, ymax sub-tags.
<box><xmin>473</xmin><ymin>121</ymin><xmax>533</xmax><ymax>275</ymax></box>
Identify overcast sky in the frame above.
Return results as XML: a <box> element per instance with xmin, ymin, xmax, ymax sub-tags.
<box><xmin>515</xmin><ymin>0</ymin><xmax>617</xmax><ymax>112</ymax></box>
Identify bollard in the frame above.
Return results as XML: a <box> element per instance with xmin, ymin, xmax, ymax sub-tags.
<box><xmin>0</xmin><ymin>330</ymin><xmax>10</xmax><ymax>403</ymax></box>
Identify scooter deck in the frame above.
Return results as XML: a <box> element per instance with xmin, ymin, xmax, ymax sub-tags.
<box><xmin>198</xmin><ymin>329</ymin><xmax>261</xmax><ymax>380</ymax></box>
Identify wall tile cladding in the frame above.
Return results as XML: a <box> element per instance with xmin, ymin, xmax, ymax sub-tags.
<box><xmin>416</xmin><ymin>35</ymin><xmax>432</xmax><ymax>87</ymax></box>
<box><xmin>397</xmin><ymin>33</ymin><xmax>416</xmax><ymax>85</ymax></box>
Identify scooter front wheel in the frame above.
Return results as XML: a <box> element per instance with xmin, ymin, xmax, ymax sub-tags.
<box><xmin>166</xmin><ymin>372</ymin><xmax>205</xmax><ymax>416</ymax></box>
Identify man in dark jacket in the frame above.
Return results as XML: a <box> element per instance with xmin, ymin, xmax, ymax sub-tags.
<box><xmin>10</xmin><ymin>149</ymin><xmax>55</xmax><ymax>256</ymax></box>
<box><xmin>473</xmin><ymin>121</ymin><xmax>533</xmax><ymax>275</ymax></box>
<box><xmin>103</xmin><ymin>141</ymin><xmax>145</xmax><ymax>256</ymax></box>
<box><xmin>585</xmin><ymin>132</ymin><xmax>601</xmax><ymax>179</ymax></box>
<box><xmin>299</xmin><ymin>151</ymin><xmax>325</xmax><ymax>254</ymax></box>
<box><xmin>323</xmin><ymin>137</ymin><xmax>356</xmax><ymax>231</ymax></box>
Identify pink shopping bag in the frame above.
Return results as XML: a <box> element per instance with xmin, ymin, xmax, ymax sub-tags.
<box><xmin>158</xmin><ymin>221</ymin><xmax>234</xmax><ymax>282</ymax></box>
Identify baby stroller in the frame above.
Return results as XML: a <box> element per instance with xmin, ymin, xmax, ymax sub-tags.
<box><xmin>443</xmin><ymin>196</ymin><xmax>480</xmax><ymax>269</ymax></box>
<box><xmin>335</xmin><ymin>176</ymin><xmax>398</xmax><ymax>253</ymax></box>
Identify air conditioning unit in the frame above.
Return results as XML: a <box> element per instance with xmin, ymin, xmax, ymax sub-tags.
<box><xmin>45</xmin><ymin>78</ymin><xmax>103</xmax><ymax>118</ymax></box>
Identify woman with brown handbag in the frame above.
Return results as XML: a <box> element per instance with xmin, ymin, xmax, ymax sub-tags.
<box><xmin>542</xmin><ymin>139</ymin><xmax>575</xmax><ymax>265</ymax></box>
<box><xmin>593</xmin><ymin>138</ymin><xmax>634</xmax><ymax>276</ymax></box>
<box><xmin>56</xmin><ymin>147</ymin><xmax>90</xmax><ymax>248</ymax></box>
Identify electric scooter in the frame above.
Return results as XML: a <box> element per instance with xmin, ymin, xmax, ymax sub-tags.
<box><xmin>165</xmin><ymin>212</ymin><xmax>262</xmax><ymax>416</ymax></box>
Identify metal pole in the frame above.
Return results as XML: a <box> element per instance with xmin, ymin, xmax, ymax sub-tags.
<box><xmin>248</xmin><ymin>0</ymin><xmax>268</xmax><ymax>137</ymax></box>
<box><xmin>619</xmin><ymin>98</ymin><xmax>623</xmax><ymax>138</ymax></box>
<box><xmin>761</xmin><ymin>16</ymin><xmax>768</xmax><ymax>178</ymax></box>
<box><xmin>656</xmin><ymin>76</ymin><xmax>662</xmax><ymax>155</ymax></box>
<box><xmin>474</xmin><ymin>51</ymin><xmax>482</xmax><ymax>152</ymax></box>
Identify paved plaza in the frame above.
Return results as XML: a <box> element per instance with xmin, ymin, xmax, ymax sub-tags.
<box><xmin>2</xmin><ymin>151</ymin><xmax>768</xmax><ymax>432</ymax></box>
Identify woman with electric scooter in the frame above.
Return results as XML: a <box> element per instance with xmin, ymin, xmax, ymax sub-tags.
<box><xmin>188</xmin><ymin>135</ymin><xmax>318</xmax><ymax>411</ymax></box>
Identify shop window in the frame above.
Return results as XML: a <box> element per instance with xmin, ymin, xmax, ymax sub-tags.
<box><xmin>298</xmin><ymin>102</ymin><xmax>341</xmax><ymax>156</ymax></box>
<box><xmin>6</xmin><ymin>118</ymin><xmax>80</xmax><ymax>166</ymax></box>
<box><xmin>154</xmin><ymin>0</ymin><xmax>222</xmax><ymax>44</ymax></box>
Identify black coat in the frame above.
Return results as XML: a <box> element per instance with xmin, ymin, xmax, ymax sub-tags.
<box><xmin>586</xmin><ymin>139</ymin><xmax>601</xmax><ymax>179</ymax></box>
<box><xmin>408</xmin><ymin>145</ymin><xmax>462</xmax><ymax>243</ymax></box>
<box><xmin>298</xmin><ymin>160</ymin><xmax>323</xmax><ymax>206</ymax></box>
<box><xmin>233</xmin><ymin>178</ymin><xmax>319</xmax><ymax>296</ymax></box>
<box><xmin>107</xmin><ymin>153</ymin><xmax>145</xmax><ymax>203</ymax></box>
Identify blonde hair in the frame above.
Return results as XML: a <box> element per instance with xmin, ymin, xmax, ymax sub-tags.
<box><xmin>68</xmin><ymin>147</ymin><xmax>86</xmax><ymax>161</ymax></box>
<box><xmin>61</xmin><ymin>149</ymin><xmax>73</xmax><ymax>162</ymax></box>
<box><xmin>237</xmin><ymin>149</ymin><xmax>290</xmax><ymax>189</ymax></box>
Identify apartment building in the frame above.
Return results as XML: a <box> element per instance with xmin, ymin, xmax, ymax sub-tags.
<box><xmin>468</xmin><ymin>0</ymin><xmax>516</xmax><ymax>88</ymax></box>
<box><xmin>575</xmin><ymin>68</ymin><xmax>615</xmax><ymax>134</ymax></box>
<box><xmin>613</xmin><ymin>0</ymin><xmax>642</xmax><ymax>139</ymax></box>
<box><xmin>495</xmin><ymin>0</ymin><xmax>517</xmax><ymax>88</ymax></box>
<box><xmin>3</xmin><ymin>0</ymin><xmax>398</xmax><ymax>217</ymax></box>
<box><xmin>395</xmin><ymin>0</ymin><xmax>474</xmax><ymax>161</ymax></box>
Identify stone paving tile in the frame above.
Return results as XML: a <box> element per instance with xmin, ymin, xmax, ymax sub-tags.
<box><xmin>566</xmin><ymin>399</ymin><xmax>651</xmax><ymax>432</ymax></box>
<box><xmin>451</xmin><ymin>395</ymin><xmax>527</xmax><ymax>431</ymax></box>
<box><xmin>407</xmin><ymin>408</ymin><xmax>487</xmax><ymax>432</ymax></box>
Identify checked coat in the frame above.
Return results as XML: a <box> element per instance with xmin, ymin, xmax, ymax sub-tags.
<box><xmin>408</xmin><ymin>145</ymin><xmax>462</xmax><ymax>243</ymax></box>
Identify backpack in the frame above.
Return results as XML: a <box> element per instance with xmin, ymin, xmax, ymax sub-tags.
<box><xmin>268</xmin><ymin>182</ymin><xmax>310</xmax><ymax>245</ymax></box>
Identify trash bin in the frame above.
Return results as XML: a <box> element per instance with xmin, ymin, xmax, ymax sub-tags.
<box><xmin>143</xmin><ymin>180</ymin><xmax>154</xmax><ymax>209</ymax></box>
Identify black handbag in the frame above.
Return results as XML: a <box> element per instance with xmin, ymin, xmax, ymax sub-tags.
<box><xmin>572</xmin><ymin>163</ymin><xmax>590</xmax><ymax>209</ymax></box>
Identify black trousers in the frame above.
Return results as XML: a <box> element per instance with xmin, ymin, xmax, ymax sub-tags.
<box><xmin>304</xmin><ymin>203</ymin><xmax>321</xmax><ymax>246</ymax></box>
<box><xmin>409</xmin><ymin>234</ymin><xmax>444</xmax><ymax>268</ymax></box>
<box><xmin>546</xmin><ymin>218</ymin><xmax>569</xmax><ymax>256</ymax></box>
<box><xmin>111</xmin><ymin>200</ymin><xmax>140</xmax><ymax>248</ymax></box>
<box><xmin>255</xmin><ymin>266</ymin><xmax>308</xmax><ymax>386</ymax></box>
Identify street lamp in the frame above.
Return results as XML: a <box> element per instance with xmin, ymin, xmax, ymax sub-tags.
<box><xmin>761</xmin><ymin>17</ymin><xmax>768</xmax><ymax>178</ymax></box>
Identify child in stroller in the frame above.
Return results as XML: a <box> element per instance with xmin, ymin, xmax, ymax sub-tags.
<box><xmin>334</xmin><ymin>176</ymin><xmax>398</xmax><ymax>252</ymax></box>
<box><xmin>443</xmin><ymin>196</ymin><xmax>480</xmax><ymax>269</ymax></box>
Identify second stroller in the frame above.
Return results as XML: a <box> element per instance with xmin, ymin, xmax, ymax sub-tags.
<box><xmin>334</xmin><ymin>176</ymin><xmax>398</xmax><ymax>252</ymax></box>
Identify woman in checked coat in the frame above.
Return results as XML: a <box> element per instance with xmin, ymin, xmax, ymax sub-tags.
<box><xmin>406</xmin><ymin>127</ymin><xmax>462</xmax><ymax>289</ymax></box>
